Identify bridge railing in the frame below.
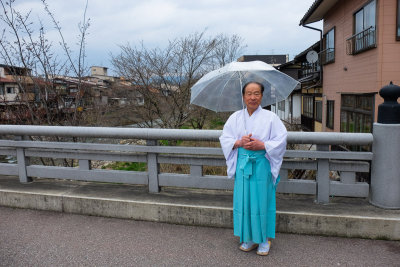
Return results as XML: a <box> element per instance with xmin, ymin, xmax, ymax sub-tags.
<box><xmin>0</xmin><ymin>125</ymin><xmax>373</xmax><ymax>203</ymax></box>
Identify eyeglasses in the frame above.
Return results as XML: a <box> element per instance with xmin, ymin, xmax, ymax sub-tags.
<box><xmin>244</xmin><ymin>92</ymin><xmax>262</xmax><ymax>97</ymax></box>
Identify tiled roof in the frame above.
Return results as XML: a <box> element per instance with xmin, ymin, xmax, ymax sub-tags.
<box><xmin>0</xmin><ymin>77</ymin><xmax>15</xmax><ymax>83</ymax></box>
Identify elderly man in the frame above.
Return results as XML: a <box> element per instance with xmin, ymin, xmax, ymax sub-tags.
<box><xmin>219</xmin><ymin>81</ymin><xmax>287</xmax><ymax>256</ymax></box>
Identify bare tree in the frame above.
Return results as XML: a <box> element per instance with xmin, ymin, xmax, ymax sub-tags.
<box><xmin>0</xmin><ymin>0</ymin><xmax>90</xmax><ymax>127</ymax></box>
<box><xmin>111</xmin><ymin>31</ymin><xmax>246</xmax><ymax>129</ymax></box>
<box><xmin>214</xmin><ymin>34</ymin><xmax>246</xmax><ymax>67</ymax></box>
<box><xmin>0</xmin><ymin>0</ymin><xmax>91</xmax><ymax>167</ymax></box>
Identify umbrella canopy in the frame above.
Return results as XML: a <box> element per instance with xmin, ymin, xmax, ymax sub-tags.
<box><xmin>190</xmin><ymin>61</ymin><xmax>299</xmax><ymax>112</ymax></box>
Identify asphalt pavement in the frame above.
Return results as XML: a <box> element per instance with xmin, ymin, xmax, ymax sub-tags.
<box><xmin>1</xmin><ymin>206</ymin><xmax>399</xmax><ymax>267</ymax></box>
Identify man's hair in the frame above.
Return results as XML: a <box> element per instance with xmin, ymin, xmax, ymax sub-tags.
<box><xmin>242</xmin><ymin>82</ymin><xmax>264</xmax><ymax>95</ymax></box>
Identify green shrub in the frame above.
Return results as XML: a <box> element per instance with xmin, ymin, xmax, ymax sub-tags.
<box><xmin>103</xmin><ymin>162</ymin><xmax>146</xmax><ymax>171</ymax></box>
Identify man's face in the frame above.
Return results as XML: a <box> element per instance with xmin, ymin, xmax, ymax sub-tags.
<box><xmin>243</xmin><ymin>83</ymin><xmax>262</xmax><ymax>112</ymax></box>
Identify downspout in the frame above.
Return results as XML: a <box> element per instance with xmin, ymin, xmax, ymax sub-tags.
<box><xmin>302</xmin><ymin>24</ymin><xmax>324</xmax><ymax>131</ymax></box>
<box><xmin>302</xmin><ymin>24</ymin><xmax>323</xmax><ymax>86</ymax></box>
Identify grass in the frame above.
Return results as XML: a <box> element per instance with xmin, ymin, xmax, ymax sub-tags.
<box><xmin>101</xmin><ymin>118</ymin><xmax>227</xmax><ymax>174</ymax></box>
<box><xmin>102</xmin><ymin>162</ymin><xmax>147</xmax><ymax>171</ymax></box>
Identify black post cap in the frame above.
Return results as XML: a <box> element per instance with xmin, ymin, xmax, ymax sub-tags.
<box><xmin>378</xmin><ymin>81</ymin><xmax>400</xmax><ymax>124</ymax></box>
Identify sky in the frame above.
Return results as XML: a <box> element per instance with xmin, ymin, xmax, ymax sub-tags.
<box><xmin>6</xmin><ymin>0</ymin><xmax>322</xmax><ymax>75</ymax></box>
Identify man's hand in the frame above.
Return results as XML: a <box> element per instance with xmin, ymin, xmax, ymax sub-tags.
<box><xmin>234</xmin><ymin>134</ymin><xmax>265</xmax><ymax>151</ymax></box>
<box><xmin>243</xmin><ymin>137</ymin><xmax>265</xmax><ymax>150</ymax></box>
<box><xmin>234</xmin><ymin>133</ymin><xmax>251</xmax><ymax>149</ymax></box>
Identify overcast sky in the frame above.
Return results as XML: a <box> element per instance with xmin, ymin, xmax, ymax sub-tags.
<box><xmin>9</xmin><ymin>0</ymin><xmax>322</xmax><ymax>74</ymax></box>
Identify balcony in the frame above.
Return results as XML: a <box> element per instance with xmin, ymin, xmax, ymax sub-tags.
<box><xmin>346</xmin><ymin>26</ymin><xmax>376</xmax><ymax>55</ymax></box>
<box><xmin>319</xmin><ymin>48</ymin><xmax>335</xmax><ymax>65</ymax></box>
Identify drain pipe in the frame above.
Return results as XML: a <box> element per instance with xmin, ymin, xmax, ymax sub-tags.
<box><xmin>302</xmin><ymin>24</ymin><xmax>323</xmax><ymax>85</ymax></box>
<box><xmin>302</xmin><ymin>24</ymin><xmax>324</xmax><ymax>131</ymax></box>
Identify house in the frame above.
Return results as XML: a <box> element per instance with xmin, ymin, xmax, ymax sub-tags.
<box><xmin>0</xmin><ymin>76</ymin><xmax>19</xmax><ymax>102</ymax></box>
<box><xmin>278</xmin><ymin>41</ymin><xmax>323</xmax><ymax>131</ymax></box>
<box><xmin>237</xmin><ymin>55</ymin><xmax>289</xmax><ymax>67</ymax></box>
<box><xmin>273</xmin><ymin>59</ymin><xmax>302</xmax><ymax>126</ymax></box>
<box><xmin>89</xmin><ymin>66</ymin><xmax>119</xmax><ymax>85</ymax></box>
<box><xmin>300</xmin><ymin>0</ymin><xmax>400</xmax><ymax>133</ymax></box>
<box><xmin>294</xmin><ymin>41</ymin><xmax>323</xmax><ymax>131</ymax></box>
<box><xmin>0</xmin><ymin>64</ymin><xmax>35</xmax><ymax>122</ymax></box>
<box><xmin>277</xmin><ymin>41</ymin><xmax>322</xmax><ymax>130</ymax></box>
<box><xmin>0</xmin><ymin>64</ymin><xmax>33</xmax><ymax>102</ymax></box>
<box><xmin>0</xmin><ymin>64</ymin><xmax>36</xmax><ymax>103</ymax></box>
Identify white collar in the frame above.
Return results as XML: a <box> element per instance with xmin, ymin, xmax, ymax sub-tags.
<box><xmin>245</xmin><ymin>105</ymin><xmax>261</xmax><ymax>117</ymax></box>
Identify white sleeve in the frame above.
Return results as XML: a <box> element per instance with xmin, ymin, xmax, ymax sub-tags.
<box><xmin>264</xmin><ymin>114</ymin><xmax>287</xmax><ymax>184</ymax></box>
<box><xmin>219</xmin><ymin>114</ymin><xmax>239</xmax><ymax>179</ymax></box>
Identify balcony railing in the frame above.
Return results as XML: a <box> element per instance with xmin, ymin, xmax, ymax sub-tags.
<box><xmin>346</xmin><ymin>26</ymin><xmax>376</xmax><ymax>55</ymax></box>
<box><xmin>319</xmin><ymin>48</ymin><xmax>335</xmax><ymax>65</ymax></box>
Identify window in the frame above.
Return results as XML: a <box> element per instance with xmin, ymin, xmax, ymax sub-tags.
<box><xmin>340</xmin><ymin>94</ymin><xmax>374</xmax><ymax>133</ymax></box>
<box><xmin>326</xmin><ymin>100</ymin><xmax>334</xmax><ymax>129</ymax></box>
<box><xmin>397</xmin><ymin>0</ymin><xmax>400</xmax><ymax>40</ymax></box>
<box><xmin>6</xmin><ymin>87</ymin><xmax>15</xmax><ymax>94</ymax></box>
<box><xmin>322</xmin><ymin>28</ymin><xmax>335</xmax><ymax>64</ymax></box>
<box><xmin>346</xmin><ymin>0</ymin><xmax>376</xmax><ymax>54</ymax></box>
<box><xmin>303</xmin><ymin>95</ymin><xmax>314</xmax><ymax>118</ymax></box>
<box><xmin>315</xmin><ymin>101</ymin><xmax>322</xmax><ymax>122</ymax></box>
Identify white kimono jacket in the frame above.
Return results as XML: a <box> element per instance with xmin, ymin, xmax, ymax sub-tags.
<box><xmin>219</xmin><ymin>106</ymin><xmax>287</xmax><ymax>184</ymax></box>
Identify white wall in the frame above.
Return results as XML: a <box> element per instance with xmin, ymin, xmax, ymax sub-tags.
<box><xmin>271</xmin><ymin>93</ymin><xmax>301</xmax><ymax>125</ymax></box>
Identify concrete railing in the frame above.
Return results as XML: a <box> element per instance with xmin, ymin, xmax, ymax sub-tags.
<box><xmin>0</xmin><ymin>125</ymin><xmax>373</xmax><ymax>203</ymax></box>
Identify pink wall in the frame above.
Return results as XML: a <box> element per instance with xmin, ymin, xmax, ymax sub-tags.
<box><xmin>321</xmin><ymin>0</ymin><xmax>400</xmax><ymax>131</ymax></box>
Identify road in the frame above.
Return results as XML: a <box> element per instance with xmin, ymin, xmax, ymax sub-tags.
<box><xmin>0</xmin><ymin>206</ymin><xmax>399</xmax><ymax>266</ymax></box>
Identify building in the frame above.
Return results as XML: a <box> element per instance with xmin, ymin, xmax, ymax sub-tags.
<box><xmin>273</xmin><ymin>59</ymin><xmax>302</xmax><ymax>126</ymax></box>
<box><xmin>237</xmin><ymin>55</ymin><xmax>289</xmax><ymax>67</ymax></box>
<box><xmin>0</xmin><ymin>64</ymin><xmax>35</xmax><ymax>122</ymax></box>
<box><xmin>272</xmin><ymin>42</ymin><xmax>322</xmax><ymax>130</ymax></box>
<box><xmin>300</xmin><ymin>0</ymin><xmax>400</xmax><ymax>133</ymax></box>
<box><xmin>0</xmin><ymin>64</ymin><xmax>35</xmax><ymax>103</ymax></box>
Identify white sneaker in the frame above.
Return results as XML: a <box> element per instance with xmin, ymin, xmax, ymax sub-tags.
<box><xmin>256</xmin><ymin>241</ymin><xmax>271</xmax><ymax>256</ymax></box>
<box><xmin>239</xmin><ymin>241</ymin><xmax>258</xmax><ymax>252</ymax></box>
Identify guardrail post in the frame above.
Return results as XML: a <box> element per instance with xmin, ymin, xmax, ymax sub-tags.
<box><xmin>316</xmin><ymin>144</ymin><xmax>329</xmax><ymax>203</ymax></box>
<box><xmin>279</xmin><ymin>169</ymin><xmax>288</xmax><ymax>181</ymax></box>
<box><xmin>190</xmin><ymin>165</ymin><xmax>202</xmax><ymax>177</ymax></box>
<box><xmin>370</xmin><ymin>82</ymin><xmax>400</xmax><ymax>209</ymax></box>
<box><xmin>79</xmin><ymin>160</ymin><xmax>91</xmax><ymax>170</ymax></box>
<box><xmin>147</xmin><ymin>140</ymin><xmax>160</xmax><ymax>193</ymax></box>
<box><xmin>15</xmin><ymin>135</ymin><xmax>32</xmax><ymax>183</ymax></box>
<box><xmin>340</xmin><ymin>172</ymin><xmax>355</xmax><ymax>184</ymax></box>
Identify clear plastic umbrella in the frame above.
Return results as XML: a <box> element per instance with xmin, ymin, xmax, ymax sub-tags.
<box><xmin>190</xmin><ymin>61</ymin><xmax>299</xmax><ymax>112</ymax></box>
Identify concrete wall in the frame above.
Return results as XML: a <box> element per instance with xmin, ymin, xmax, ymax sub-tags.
<box><xmin>322</xmin><ymin>0</ymin><xmax>400</xmax><ymax>131</ymax></box>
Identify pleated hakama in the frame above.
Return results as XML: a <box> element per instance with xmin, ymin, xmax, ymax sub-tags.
<box><xmin>233</xmin><ymin>147</ymin><xmax>280</xmax><ymax>244</ymax></box>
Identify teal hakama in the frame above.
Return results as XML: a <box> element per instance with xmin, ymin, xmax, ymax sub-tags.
<box><xmin>219</xmin><ymin>107</ymin><xmax>287</xmax><ymax>245</ymax></box>
<box><xmin>233</xmin><ymin>147</ymin><xmax>280</xmax><ymax>244</ymax></box>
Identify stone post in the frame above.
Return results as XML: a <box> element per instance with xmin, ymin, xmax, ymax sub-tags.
<box><xmin>147</xmin><ymin>139</ymin><xmax>160</xmax><ymax>193</ymax></box>
<box><xmin>370</xmin><ymin>82</ymin><xmax>400</xmax><ymax>209</ymax></box>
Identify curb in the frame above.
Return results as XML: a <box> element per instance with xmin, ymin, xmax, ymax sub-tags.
<box><xmin>0</xmin><ymin>188</ymin><xmax>399</xmax><ymax>240</ymax></box>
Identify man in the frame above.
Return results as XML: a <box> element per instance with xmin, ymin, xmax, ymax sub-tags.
<box><xmin>219</xmin><ymin>81</ymin><xmax>287</xmax><ymax>256</ymax></box>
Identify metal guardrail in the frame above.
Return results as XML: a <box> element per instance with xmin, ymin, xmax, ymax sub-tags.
<box><xmin>0</xmin><ymin>125</ymin><xmax>373</xmax><ymax>144</ymax></box>
<box><xmin>0</xmin><ymin>125</ymin><xmax>373</xmax><ymax>203</ymax></box>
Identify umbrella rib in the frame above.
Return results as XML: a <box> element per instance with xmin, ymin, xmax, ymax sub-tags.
<box><xmin>238</xmin><ymin>71</ymin><xmax>247</xmax><ymax>134</ymax></box>
<box><xmin>217</xmin><ymin>70</ymin><xmax>237</xmax><ymax>110</ymax></box>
